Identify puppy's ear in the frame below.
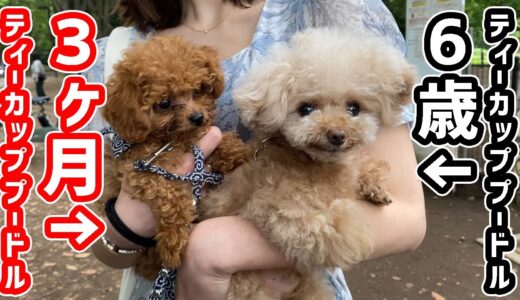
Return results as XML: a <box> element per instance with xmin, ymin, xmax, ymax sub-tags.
<box><xmin>395</xmin><ymin>64</ymin><xmax>416</xmax><ymax>105</ymax></box>
<box><xmin>234</xmin><ymin>62</ymin><xmax>293</xmax><ymax>134</ymax></box>
<box><xmin>377</xmin><ymin>62</ymin><xmax>416</xmax><ymax>127</ymax></box>
<box><xmin>102</xmin><ymin>73</ymin><xmax>152</xmax><ymax>143</ymax></box>
<box><xmin>200</xmin><ymin>46</ymin><xmax>225</xmax><ymax>98</ymax></box>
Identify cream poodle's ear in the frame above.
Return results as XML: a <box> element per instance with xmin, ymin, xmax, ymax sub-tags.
<box><xmin>234</xmin><ymin>61</ymin><xmax>294</xmax><ymax>134</ymax></box>
<box><xmin>102</xmin><ymin>73</ymin><xmax>152</xmax><ymax>143</ymax></box>
<box><xmin>395</xmin><ymin>64</ymin><xmax>417</xmax><ymax>105</ymax></box>
<box><xmin>376</xmin><ymin>61</ymin><xmax>417</xmax><ymax>127</ymax></box>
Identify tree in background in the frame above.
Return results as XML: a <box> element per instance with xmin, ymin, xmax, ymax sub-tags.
<box><xmin>0</xmin><ymin>0</ymin><xmax>54</xmax><ymax>60</ymax></box>
<box><xmin>383</xmin><ymin>0</ymin><xmax>406</xmax><ymax>36</ymax></box>
<box><xmin>0</xmin><ymin>0</ymin><xmax>117</xmax><ymax>61</ymax></box>
<box><xmin>465</xmin><ymin>0</ymin><xmax>519</xmax><ymax>49</ymax></box>
<box><xmin>51</xmin><ymin>0</ymin><xmax>118</xmax><ymax>37</ymax></box>
<box><xmin>383</xmin><ymin>0</ymin><xmax>519</xmax><ymax>49</ymax></box>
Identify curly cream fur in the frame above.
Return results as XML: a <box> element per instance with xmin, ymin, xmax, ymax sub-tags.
<box><xmin>201</xmin><ymin>28</ymin><xmax>416</xmax><ymax>299</ymax></box>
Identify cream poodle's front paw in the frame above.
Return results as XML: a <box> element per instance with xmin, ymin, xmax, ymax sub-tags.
<box><xmin>360</xmin><ymin>183</ymin><xmax>393</xmax><ymax>206</ymax></box>
<box><xmin>358</xmin><ymin>159</ymin><xmax>393</xmax><ymax>206</ymax></box>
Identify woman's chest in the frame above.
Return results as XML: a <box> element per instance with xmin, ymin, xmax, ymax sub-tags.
<box><xmin>155</xmin><ymin>2</ymin><xmax>265</xmax><ymax>61</ymax></box>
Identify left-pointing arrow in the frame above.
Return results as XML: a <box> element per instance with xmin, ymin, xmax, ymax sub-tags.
<box><xmin>43</xmin><ymin>205</ymin><xmax>106</xmax><ymax>252</ymax></box>
<box><xmin>417</xmin><ymin>148</ymin><xmax>479</xmax><ymax>196</ymax></box>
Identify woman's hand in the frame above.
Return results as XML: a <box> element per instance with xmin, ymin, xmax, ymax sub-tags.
<box><xmin>176</xmin><ymin>217</ymin><xmax>298</xmax><ymax>300</ymax></box>
<box><xmin>91</xmin><ymin>126</ymin><xmax>223</xmax><ymax>267</ymax></box>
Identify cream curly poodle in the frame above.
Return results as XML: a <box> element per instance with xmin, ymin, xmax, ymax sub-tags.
<box><xmin>202</xmin><ymin>28</ymin><xmax>416</xmax><ymax>299</ymax></box>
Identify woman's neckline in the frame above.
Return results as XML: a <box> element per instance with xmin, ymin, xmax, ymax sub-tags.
<box><xmin>221</xmin><ymin>0</ymin><xmax>269</xmax><ymax>63</ymax></box>
<box><xmin>147</xmin><ymin>0</ymin><xmax>269</xmax><ymax>64</ymax></box>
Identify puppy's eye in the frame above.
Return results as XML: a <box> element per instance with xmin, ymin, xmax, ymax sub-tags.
<box><xmin>155</xmin><ymin>98</ymin><xmax>172</xmax><ymax>111</ymax></box>
<box><xmin>298</xmin><ymin>104</ymin><xmax>315</xmax><ymax>117</ymax></box>
<box><xmin>347</xmin><ymin>102</ymin><xmax>360</xmax><ymax>116</ymax></box>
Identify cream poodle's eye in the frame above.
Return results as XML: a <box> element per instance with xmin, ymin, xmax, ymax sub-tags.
<box><xmin>155</xmin><ymin>98</ymin><xmax>172</xmax><ymax>111</ymax></box>
<box><xmin>298</xmin><ymin>104</ymin><xmax>315</xmax><ymax>117</ymax></box>
<box><xmin>347</xmin><ymin>102</ymin><xmax>360</xmax><ymax>116</ymax></box>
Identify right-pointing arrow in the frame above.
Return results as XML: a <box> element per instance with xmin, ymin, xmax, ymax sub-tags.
<box><xmin>43</xmin><ymin>205</ymin><xmax>106</xmax><ymax>253</ymax></box>
<box><xmin>417</xmin><ymin>148</ymin><xmax>479</xmax><ymax>196</ymax></box>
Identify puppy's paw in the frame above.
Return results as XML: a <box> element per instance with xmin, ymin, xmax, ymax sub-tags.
<box><xmin>358</xmin><ymin>159</ymin><xmax>392</xmax><ymax>206</ymax></box>
<box><xmin>208</xmin><ymin>133</ymin><xmax>253</xmax><ymax>174</ymax></box>
<box><xmin>360</xmin><ymin>183</ymin><xmax>393</xmax><ymax>206</ymax></box>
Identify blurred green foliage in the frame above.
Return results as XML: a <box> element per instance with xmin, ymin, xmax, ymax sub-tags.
<box><xmin>383</xmin><ymin>0</ymin><xmax>407</xmax><ymax>36</ymax></box>
<box><xmin>383</xmin><ymin>0</ymin><xmax>519</xmax><ymax>49</ymax></box>
<box><xmin>465</xmin><ymin>0</ymin><xmax>519</xmax><ymax>49</ymax></box>
<box><xmin>0</xmin><ymin>0</ymin><xmax>117</xmax><ymax>62</ymax></box>
<box><xmin>472</xmin><ymin>48</ymin><xmax>489</xmax><ymax>65</ymax></box>
<box><xmin>0</xmin><ymin>0</ymin><xmax>54</xmax><ymax>60</ymax></box>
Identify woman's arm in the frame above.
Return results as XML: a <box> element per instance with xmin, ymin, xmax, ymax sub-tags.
<box><xmin>176</xmin><ymin>217</ymin><xmax>294</xmax><ymax>300</ymax></box>
<box><xmin>192</xmin><ymin>125</ymin><xmax>426</xmax><ymax>269</ymax></box>
<box><xmin>90</xmin><ymin>190</ymin><xmax>157</xmax><ymax>268</ymax></box>
<box><xmin>91</xmin><ymin>123</ymin><xmax>425</xmax><ymax>290</ymax></box>
<box><xmin>356</xmin><ymin>124</ymin><xmax>426</xmax><ymax>259</ymax></box>
<box><xmin>176</xmin><ymin>124</ymin><xmax>426</xmax><ymax>299</ymax></box>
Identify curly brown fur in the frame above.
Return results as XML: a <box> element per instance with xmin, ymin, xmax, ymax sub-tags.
<box><xmin>100</xmin><ymin>36</ymin><xmax>252</xmax><ymax>279</ymax></box>
<box><xmin>201</xmin><ymin>28</ymin><xmax>416</xmax><ymax>299</ymax></box>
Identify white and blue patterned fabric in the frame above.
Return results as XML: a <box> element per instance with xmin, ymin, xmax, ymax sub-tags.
<box><xmin>149</xmin><ymin>267</ymin><xmax>176</xmax><ymax>300</ymax></box>
<box><xmin>99</xmin><ymin>126</ymin><xmax>134</xmax><ymax>158</ymax></box>
<box><xmin>85</xmin><ymin>1</ymin><xmax>413</xmax><ymax>299</ymax></box>
<box><xmin>135</xmin><ymin>145</ymin><xmax>223</xmax><ymax>207</ymax></box>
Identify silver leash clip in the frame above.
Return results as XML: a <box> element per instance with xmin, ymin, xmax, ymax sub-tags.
<box><xmin>143</xmin><ymin>142</ymin><xmax>174</xmax><ymax>166</ymax></box>
<box><xmin>254</xmin><ymin>139</ymin><xmax>271</xmax><ymax>161</ymax></box>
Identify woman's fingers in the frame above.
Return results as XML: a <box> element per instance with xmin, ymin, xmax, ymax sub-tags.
<box><xmin>171</xmin><ymin>126</ymin><xmax>222</xmax><ymax>174</ymax></box>
<box><xmin>196</xmin><ymin>126</ymin><xmax>223</xmax><ymax>157</ymax></box>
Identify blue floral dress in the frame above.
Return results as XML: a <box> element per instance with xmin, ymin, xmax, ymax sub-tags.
<box><xmin>85</xmin><ymin>1</ymin><xmax>414</xmax><ymax>299</ymax></box>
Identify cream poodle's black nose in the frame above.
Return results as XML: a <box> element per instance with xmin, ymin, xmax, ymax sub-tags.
<box><xmin>189</xmin><ymin>112</ymin><xmax>205</xmax><ymax>126</ymax></box>
<box><xmin>327</xmin><ymin>130</ymin><xmax>346</xmax><ymax>146</ymax></box>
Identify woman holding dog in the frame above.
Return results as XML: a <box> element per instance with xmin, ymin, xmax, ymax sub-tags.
<box><xmin>87</xmin><ymin>0</ymin><xmax>426</xmax><ymax>299</ymax></box>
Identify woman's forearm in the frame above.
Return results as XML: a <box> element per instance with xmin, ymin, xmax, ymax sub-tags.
<box><xmin>184</xmin><ymin>216</ymin><xmax>291</xmax><ymax>276</ymax></box>
<box><xmin>185</xmin><ymin>125</ymin><xmax>425</xmax><ymax>275</ymax></box>
<box><xmin>91</xmin><ymin>189</ymin><xmax>157</xmax><ymax>268</ymax></box>
<box><xmin>359</xmin><ymin>124</ymin><xmax>427</xmax><ymax>259</ymax></box>
<box><xmin>92</xmin><ymin>126</ymin><xmax>424</xmax><ymax>273</ymax></box>
<box><xmin>354</xmin><ymin>194</ymin><xmax>426</xmax><ymax>259</ymax></box>
<box><xmin>91</xmin><ymin>220</ymin><xmax>143</xmax><ymax>269</ymax></box>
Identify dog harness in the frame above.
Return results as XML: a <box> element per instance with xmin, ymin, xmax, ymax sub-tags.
<box><xmin>100</xmin><ymin>127</ymin><xmax>134</xmax><ymax>158</ymax></box>
<box><xmin>135</xmin><ymin>144</ymin><xmax>223</xmax><ymax>206</ymax></box>
<box><xmin>101</xmin><ymin>126</ymin><xmax>223</xmax><ymax>300</ymax></box>
<box><xmin>149</xmin><ymin>268</ymin><xmax>177</xmax><ymax>300</ymax></box>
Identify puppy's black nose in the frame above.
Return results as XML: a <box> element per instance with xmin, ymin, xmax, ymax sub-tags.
<box><xmin>189</xmin><ymin>112</ymin><xmax>205</xmax><ymax>126</ymax></box>
<box><xmin>327</xmin><ymin>130</ymin><xmax>346</xmax><ymax>146</ymax></box>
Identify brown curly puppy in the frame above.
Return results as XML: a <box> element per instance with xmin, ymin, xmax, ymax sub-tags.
<box><xmin>101</xmin><ymin>36</ymin><xmax>252</xmax><ymax>279</ymax></box>
<box><xmin>201</xmin><ymin>28</ymin><xmax>416</xmax><ymax>299</ymax></box>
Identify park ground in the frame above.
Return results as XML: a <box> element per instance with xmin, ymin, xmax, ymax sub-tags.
<box><xmin>1</xmin><ymin>75</ymin><xmax>518</xmax><ymax>300</ymax></box>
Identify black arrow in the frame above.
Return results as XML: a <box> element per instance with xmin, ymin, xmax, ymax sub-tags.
<box><xmin>417</xmin><ymin>148</ymin><xmax>479</xmax><ymax>196</ymax></box>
